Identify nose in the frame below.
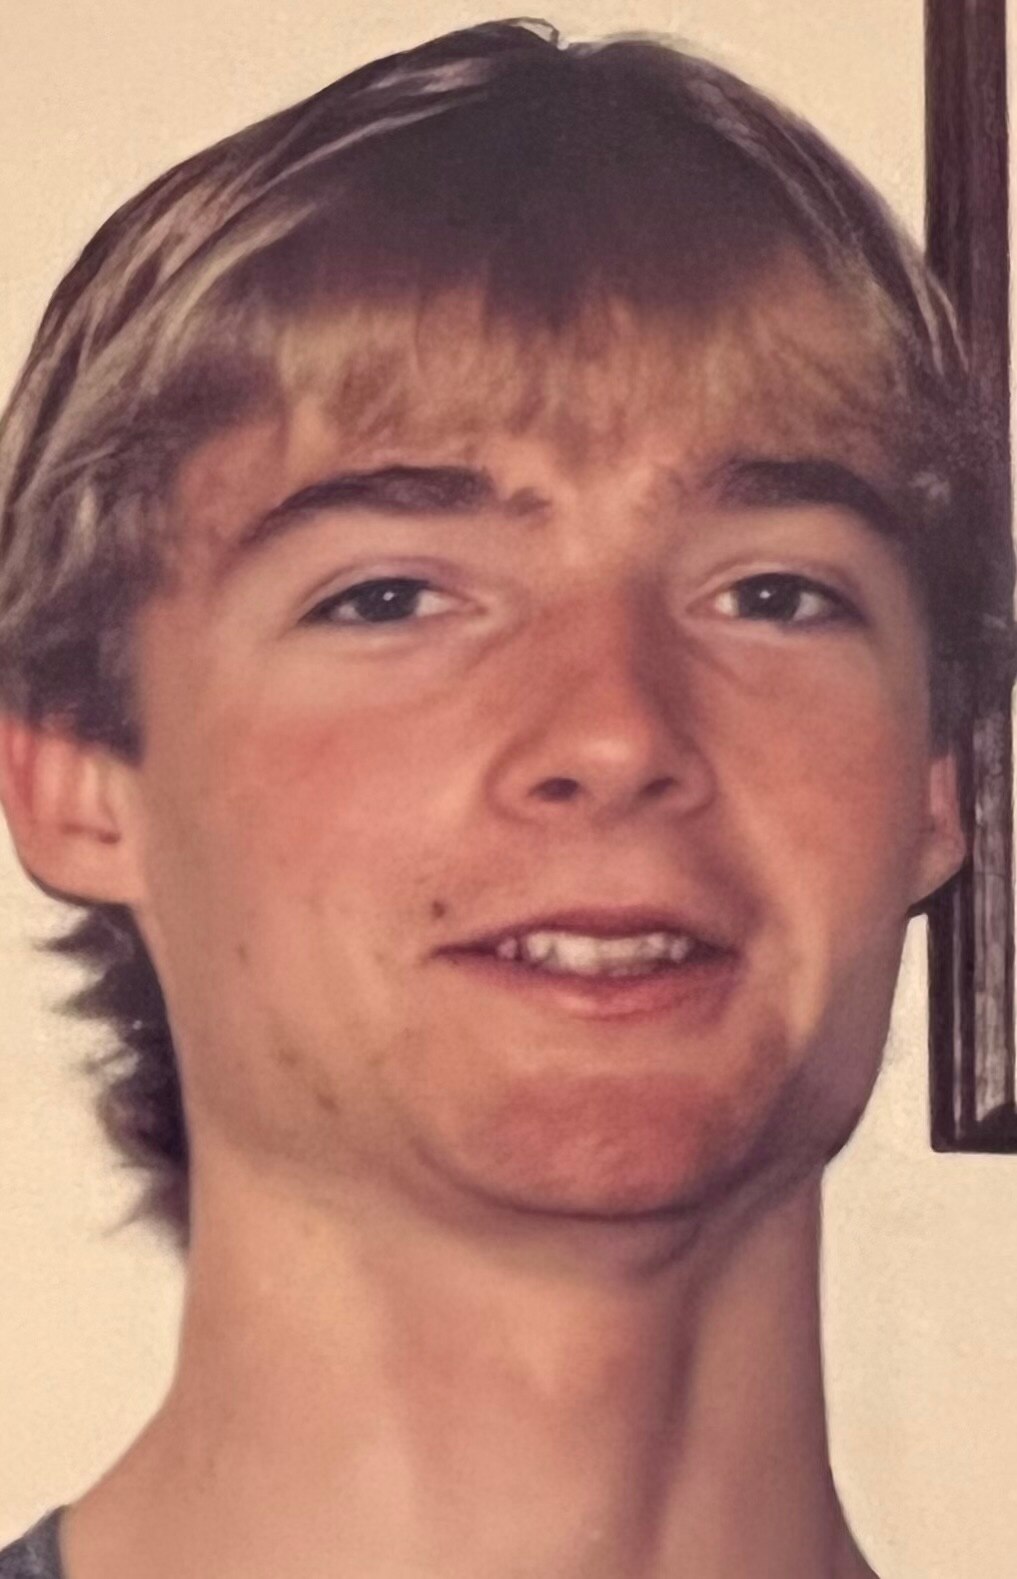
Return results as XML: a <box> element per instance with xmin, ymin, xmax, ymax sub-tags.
<box><xmin>486</xmin><ymin>593</ymin><xmax>716</xmax><ymax>829</ymax></box>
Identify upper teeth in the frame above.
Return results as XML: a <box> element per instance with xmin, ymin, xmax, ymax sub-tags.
<box><xmin>492</xmin><ymin>930</ymin><xmax>695</xmax><ymax>975</ymax></box>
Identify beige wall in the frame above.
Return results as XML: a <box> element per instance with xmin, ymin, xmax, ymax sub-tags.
<box><xmin>1</xmin><ymin>3</ymin><xmax>1015</xmax><ymax>1574</ymax></box>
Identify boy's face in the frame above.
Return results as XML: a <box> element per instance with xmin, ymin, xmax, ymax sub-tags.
<box><xmin>112</xmin><ymin>285</ymin><xmax>964</xmax><ymax>1227</ymax></box>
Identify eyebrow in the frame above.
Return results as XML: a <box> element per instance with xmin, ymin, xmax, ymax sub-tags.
<box><xmin>703</xmin><ymin>455</ymin><xmax>904</xmax><ymax>541</ymax></box>
<box><xmin>219</xmin><ymin>464</ymin><xmax>547</xmax><ymax>576</ymax></box>
<box><xmin>217</xmin><ymin>452</ymin><xmax>904</xmax><ymax>583</ymax></box>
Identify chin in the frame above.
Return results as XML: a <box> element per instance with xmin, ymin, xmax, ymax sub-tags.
<box><xmin>447</xmin><ymin>1067</ymin><xmax>772</xmax><ymax>1221</ymax></box>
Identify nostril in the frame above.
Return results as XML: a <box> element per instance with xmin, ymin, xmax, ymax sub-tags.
<box><xmin>533</xmin><ymin>776</ymin><xmax>582</xmax><ymax>803</ymax></box>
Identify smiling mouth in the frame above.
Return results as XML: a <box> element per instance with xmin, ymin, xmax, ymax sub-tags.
<box><xmin>441</xmin><ymin>906</ymin><xmax>735</xmax><ymax>969</ymax></box>
<box><xmin>465</xmin><ymin>929</ymin><xmax>710</xmax><ymax>976</ymax></box>
<box><xmin>435</xmin><ymin>914</ymin><xmax>740</xmax><ymax>1020</ymax></box>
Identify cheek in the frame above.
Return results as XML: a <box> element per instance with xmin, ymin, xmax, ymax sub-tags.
<box><xmin>191</xmin><ymin>706</ymin><xmax>442</xmax><ymax>874</ymax></box>
<box><xmin>719</xmin><ymin>665</ymin><xmax>930</xmax><ymax>900</ymax></box>
<box><xmin>716</xmin><ymin>684</ymin><xmax>924</xmax><ymax>1078</ymax></box>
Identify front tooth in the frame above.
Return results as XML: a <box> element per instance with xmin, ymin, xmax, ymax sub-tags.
<box><xmin>515</xmin><ymin>930</ymin><xmax>690</xmax><ymax>974</ymax></box>
<box><xmin>519</xmin><ymin>930</ymin><xmax>562</xmax><ymax>966</ymax></box>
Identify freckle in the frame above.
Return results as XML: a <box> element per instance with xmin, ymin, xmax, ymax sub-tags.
<box><xmin>313</xmin><ymin>1085</ymin><xmax>339</xmax><ymax>1114</ymax></box>
<box><xmin>277</xmin><ymin>1046</ymin><xmax>300</xmax><ymax>1069</ymax></box>
<box><xmin>430</xmin><ymin>900</ymin><xmax>449</xmax><ymax>920</ymax></box>
<box><xmin>236</xmin><ymin>941</ymin><xmax>249</xmax><ymax>964</ymax></box>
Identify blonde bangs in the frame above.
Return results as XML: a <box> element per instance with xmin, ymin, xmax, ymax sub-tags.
<box><xmin>227</xmin><ymin>252</ymin><xmax>911</xmax><ymax>487</ymax></box>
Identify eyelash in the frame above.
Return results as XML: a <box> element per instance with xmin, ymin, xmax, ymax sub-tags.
<box><xmin>301</xmin><ymin>572</ymin><xmax>859</xmax><ymax>630</ymax></box>
<box><xmin>303</xmin><ymin>577</ymin><xmax>461</xmax><ymax>627</ymax></box>
<box><xmin>710</xmin><ymin>572</ymin><xmax>860</xmax><ymax>628</ymax></box>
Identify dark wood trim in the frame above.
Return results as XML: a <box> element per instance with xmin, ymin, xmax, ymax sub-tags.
<box><xmin>925</xmin><ymin>0</ymin><xmax>1016</xmax><ymax>1149</ymax></box>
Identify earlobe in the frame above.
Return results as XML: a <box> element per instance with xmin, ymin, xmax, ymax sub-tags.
<box><xmin>912</xmin><ymin>751</ymin><xmax>967</xmax><ymax>907</ymax></box>
<box><xmin>0</xmin><ymin>714</ymin><xmax>146</xmax><ymax>904</ymax></box>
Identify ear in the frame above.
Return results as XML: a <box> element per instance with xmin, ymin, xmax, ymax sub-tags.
<box><xmin>911</xmin><ymin>750</ymin><xmax>967</xmax><ymax>907</ymax></box>
<box><xmin>0</xmin><ymin>715</ymin><xmax>146</xmax><ymax>905</ymax></box>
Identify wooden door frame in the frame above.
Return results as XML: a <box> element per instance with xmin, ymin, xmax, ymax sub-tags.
<box><xmin>926</xmin><ymin>0</ymin><xmax>1016</xmax><ymax>1148</ymax></box>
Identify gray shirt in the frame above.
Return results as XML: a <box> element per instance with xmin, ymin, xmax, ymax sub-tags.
<box><xmin>0</xmin><ymin>1512</ymin><xmax>65</xmax><ymax>1579</ymax></box>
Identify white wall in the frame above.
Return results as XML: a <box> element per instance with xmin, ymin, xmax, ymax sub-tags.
<box><xmin>2</xmin><ymin>4</ymin><xmax>1015</xmax><ymax>1575</ymax></box>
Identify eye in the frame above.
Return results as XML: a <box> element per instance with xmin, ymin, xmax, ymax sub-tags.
<box><xmin>303</xmin><ymin>577</ymin><xmax>459</xmax><ymax>627</ymax></box>
<box><xmin>711</xmin><ymin>572</ymin><xmax>858</xmax><ymax>627</ymax></box>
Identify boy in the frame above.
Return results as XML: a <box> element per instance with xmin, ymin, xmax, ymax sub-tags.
<box><xmin>0</xmin><ymin>20</ymin><xmax>1008</xmax><ymax>1579</ymax></box>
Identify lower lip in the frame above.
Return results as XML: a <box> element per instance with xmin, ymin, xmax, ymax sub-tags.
<box><xmin>435</xmin><ymin>948</ymin><xmax>741</xmax><ymax>1022</ymax></box>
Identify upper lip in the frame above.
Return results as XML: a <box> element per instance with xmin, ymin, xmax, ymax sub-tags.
<box><xmin>439</xmin><ymin>905</ymin><xmax>737</xmax><ymax>955</ymax></box>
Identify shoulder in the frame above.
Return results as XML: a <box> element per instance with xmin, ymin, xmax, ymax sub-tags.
<box><xmin>0</xmin><ymin>1511</ymin><xmax>66</xmax><ymax>1579</ymax></box>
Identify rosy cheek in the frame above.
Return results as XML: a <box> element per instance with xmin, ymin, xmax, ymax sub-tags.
<box><xmin>741</xmin><ymin>662</ymin><xmax>923</xmax><ymax>800</ymax></box>
<box><xmin>194</xmin><ymin>708</ymin><xmax>424</xmax><ymax>874</ymax></box>
<box><xmin>810</xmin><ymin>708</ymin><xmax>926</xmax><ymax>853</ymax></box>
<box><xmin>705</xmin><ymin>676</ymin><xmax>930</xmax><ymax>931</ymax></box>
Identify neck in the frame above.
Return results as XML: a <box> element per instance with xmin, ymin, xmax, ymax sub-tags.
<box><xmin>67</xmin><ymin>1162</ymin><xmax>873</xmax><ymax>1579</ymax></box>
